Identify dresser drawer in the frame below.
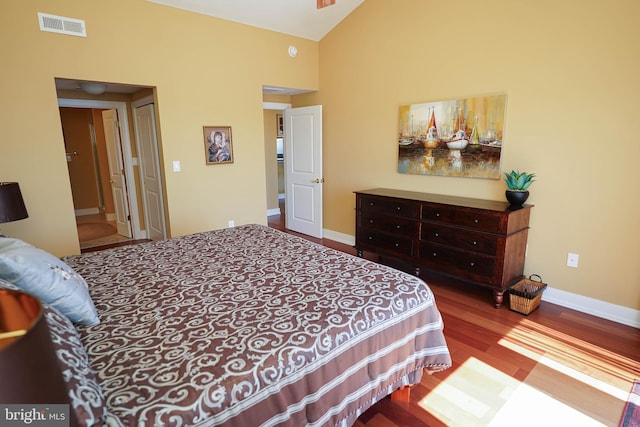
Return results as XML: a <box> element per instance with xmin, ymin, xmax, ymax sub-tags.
<box><xmin>360</xmin><ymin>196</ymin><xmax>419</xmax><ymax>219</ymax></box>
<box><xmin>360</xmin><ymin>213</ymin><xmax>418</xmax><ymax>237</ymax></box>
<box><xmin>357</xmin><ymin>230</ymin><xmax>415</xmax><ymax>258</ymax></box>
<box><xmin>420</xmin><ymin>223</ymin><xmax>498</xmax><ymax>255</ymax></box>
<box><xmin>419</xmin><ymin>242</ymin><xmax>495</xmax><ymax>281</ymax></box>
<box><xmin>421</xmin><ymin>204</ymin><xmax>501</xmax><ymax>232</ymax></box>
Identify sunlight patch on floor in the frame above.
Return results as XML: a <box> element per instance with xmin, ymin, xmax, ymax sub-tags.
<box><xmin>419</xmin><ymin>357</ymin><xmax>607</xmax><ymax>426</ymax></box>
<box><xmin>487</xmin><ymin>381</ymin><xmax>607</xmax><ymax>427</ymax></box>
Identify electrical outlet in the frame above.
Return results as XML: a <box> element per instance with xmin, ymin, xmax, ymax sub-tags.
<box><xmin>567</xmin><ymin>253</ymin><xmax>579</xmax><ymax>268</ymax></box>
<box><xmin>172</xmin><ymin>160</ymin><xmax>181</xmax><ymax>172</ymax></box>
<box><xmin>228</xmin><ymin>220</ymin><xmax>235</xmax><ymax>228</ymax></box>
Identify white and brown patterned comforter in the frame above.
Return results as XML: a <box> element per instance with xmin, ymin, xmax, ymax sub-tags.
<box><xmin>65</xmin><ymin>224</ymin><xmax>451</xmax><ymax>426</ymax></box>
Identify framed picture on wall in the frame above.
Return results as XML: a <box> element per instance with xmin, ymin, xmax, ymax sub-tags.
<box><xmin>276</xmin><ymin>114</ymin><xmax>284</xmax><ymax>136</ymax></box>
<box><xmin>204</xmin><ymin>126</ymin><xmax>233</xmax><ymax>165</ymax></box>
<box><xmin>397</xmin><ymin>93</ymin><xmax>507</xmax><ymax>179</ymax></box>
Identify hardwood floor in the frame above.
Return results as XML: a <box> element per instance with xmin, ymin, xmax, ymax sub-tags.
<box><xmin>268</xmin><ymin>210</ymin><xmax>640</xmax><ymax>426</ymax></box>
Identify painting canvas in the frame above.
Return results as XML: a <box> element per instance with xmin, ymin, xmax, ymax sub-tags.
<box><xmin>204</xmin><ymin>126</ymin><xmax>233</xmax><ymax>165</ymax></box>
<box><xmin>398</xmin><ymin>94</ymin><xmax>507</xmax><ymax>179</ymax></box>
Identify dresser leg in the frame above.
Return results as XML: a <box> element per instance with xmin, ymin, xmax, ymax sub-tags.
<box><xmin>356</xmin><ymin>248</ymin><xmax>363</xmax><ymax>258</ymax></box>
<box><xmin>493</xmin><ymin>290</ymin><xmax>504</xmax><ymax>308</ymax></box>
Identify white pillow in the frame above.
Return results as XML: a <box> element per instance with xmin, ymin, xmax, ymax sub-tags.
<box><xmin>0</xmin><ymin>238</ymin><xmax>99</xmax><ymax>326</ymax></box>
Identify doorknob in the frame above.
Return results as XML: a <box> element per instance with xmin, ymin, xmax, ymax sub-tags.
<box><xmin>311</xmin><ymin>178</ymin><xmax>325</xmax><ymax>183</ymax></box>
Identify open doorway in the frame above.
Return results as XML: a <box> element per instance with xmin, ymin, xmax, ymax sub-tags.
<box><xmin>59</xmin><ymin>106</ymin><xmax>132</xmax><ymax>249</ymax></box>
<box><xmin>262</xmin><ymin>101</ymin><xmax>324</xmax><ymax>238</ymax></box>
<box><xmin>58</xmin><ymin>89</ymin><xmax>167</xmax><ymax>250</ymax></box>
<box><xmin>263</xmin><ymin>102</ymin><xmax>290</xmax><ymax>227</ymax></box>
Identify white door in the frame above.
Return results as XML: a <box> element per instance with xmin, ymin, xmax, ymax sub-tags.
<box><xmin>284</xmin><ymin>105</ymin><xmax>323</xmax><ymax>238</ymax></box>
<box><xmin>134</xmin><ymin>103</ymin><xmax>166</xmax><ymax>241</ymax></box>
<box><xmin>102</xmin><ymin>109</ymin><xmax>132</xmax><ymax>238</ymax></box>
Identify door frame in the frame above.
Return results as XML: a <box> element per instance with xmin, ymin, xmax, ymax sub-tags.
<box><xmin>263</xmin><ymin>101</ymin><xmax>291</xmax><ymax>218</ymax></box>
<box><xmin>58</xmin><ymin>98</ymin><xmax>144</xmax><ymax>239</ymax></box>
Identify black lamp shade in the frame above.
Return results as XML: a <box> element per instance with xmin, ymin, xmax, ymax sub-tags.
<box><xmin>0</xmin><ymin>182</ymin><xmax>28</xmax><ymax>224</ymax></box>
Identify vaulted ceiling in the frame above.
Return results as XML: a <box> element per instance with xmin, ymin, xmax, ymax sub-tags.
<box><xmin>146</xmin><ymin>0</ymin><xmax>365</xmax><ymax>41</ymax></box>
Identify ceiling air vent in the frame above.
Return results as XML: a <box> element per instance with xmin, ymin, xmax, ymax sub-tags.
<box><xmin>37</xmin><ymin>12</ymin><xmax>87</xmax><ymax>37</ymax></box>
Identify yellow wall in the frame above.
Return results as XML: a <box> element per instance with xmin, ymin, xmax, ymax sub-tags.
<box><xmin>0</xmin><ymin>0</ymin><xmax>318</xmax><ymax>255</ymax></box>
<box><xmin>299</xmin><ymin>0</ymin><xmax>640</xmax><ymax>310</ymax></box>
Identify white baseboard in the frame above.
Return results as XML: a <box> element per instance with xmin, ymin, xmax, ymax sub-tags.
<box><xmin>323</xmin><ymin>228</ymin><xmax>639</xmax><ymax>329</ymax></box>
<box><xmin>323</xmin><ymin>229</ymin><xmax>355</xmax><ymax>246</ymax></box>
<box><xmin>105</xmin><ymin>213</ymin><xmax>116</xmax><ymax>222</ymax></box>
<box><xmin>542</xmin><ymin>287</ymin><xmax>639</xmax><ymax>329</ymax></box>
<box><xmin>75</xmin><ymin>208</ymin><xmax>100</xmax><ymax>216</ymax></box>
<box><xmin>267</xmin><ymin>208</ymin><xmax>281</xmax><ymax>216</ymax></box>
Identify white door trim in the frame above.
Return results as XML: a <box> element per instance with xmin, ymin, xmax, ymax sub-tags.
<box><xmin>58</xmin><ymin>98</ymin><xmax>144</xmax><ymax>239</ymax></box>
<box><xmin>263</xmin><ymin>102</ymin><xmax>291</xmax><ymax>110</ymax></box>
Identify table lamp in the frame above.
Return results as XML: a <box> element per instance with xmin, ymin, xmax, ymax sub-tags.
<box><xmin>0</xmin><ymin>182</ymin><xmax>28</xmax><ymax>224</ymax></box>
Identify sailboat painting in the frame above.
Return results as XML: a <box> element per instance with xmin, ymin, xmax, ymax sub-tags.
<box><xmin>398</xmin><ymin>94</ymin><xmax>507</xmax><ymax>179</ymax></box>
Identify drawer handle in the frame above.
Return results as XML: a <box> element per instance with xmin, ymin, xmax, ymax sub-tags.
<box><xmin>369</xmin><ymin>219</ymin><xmax>374</xmax><ymax>224</ymax></box>
<box><xmin>470</xmin><ymin>262</ymin><xmax>475</xmax><ymax>266</ymax></box>
<box><xmin>369</xmin><ymin>202</ymin><xmax>375</xmax><ymax>206</ymax></box>
<box><xmin>472</xmin><ymin>241</ymin><xmax>477</xmax><ymax>245</ymax></box>
<box><xmin>368</xmin><ymin>236</ymin><xmax>373</xmax><ymax>240</ymax></box>
<box><xmin>435</xmin><ymin>212</ymin><xmax>440</xmax><ymax>217</ymax></box>
<box><xmin>396</xmin><ymin>225</ymin><xmax>400</xmax><ymax>229</ymax></box>
<box><xmin>474</xmin><ymin>219</ymin><xmax>479</xmax><ymax>223</ymax></box>
<box><xmin>434</xmin><ymin>232</ymin><xmax>439</xmax><ymax>237</ymax></box>
<box><xmin>396</xmin><ymin>206</ymin><xmax>401</xmax><ymax>210</ymax></box>
<box><xmin>395</xmin><ymin>243</ymin><xmax>399</xmax><ymax>247</ymax></box>
<box><xmin>432</xmin><ymin>253</ymin><xmax>437</xmax><ymax>257</ymax></box>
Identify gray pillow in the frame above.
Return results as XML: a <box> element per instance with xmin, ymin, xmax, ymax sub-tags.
<box><xmin>0</xmin><ymin>238</ymin><xmax>99</xmax><ymax>326</ymax></box>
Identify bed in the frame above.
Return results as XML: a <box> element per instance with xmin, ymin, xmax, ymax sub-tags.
<box><xmin>0</xmin><ymin>224</ymin><xmax>451</xmax><ymax>426</ymax></box>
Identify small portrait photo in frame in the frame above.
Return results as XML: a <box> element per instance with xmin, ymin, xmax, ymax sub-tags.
<box><xmin>204</xmin><ymin>126</ymin><xmax>233</xmax><ymax>165</ymax></box>
<box><xmin>276</xmin><ymin>114</ymin><xmax>284</xmax><ymax>136</ymax></box>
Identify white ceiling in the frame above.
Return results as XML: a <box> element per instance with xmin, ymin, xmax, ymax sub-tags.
<box><xmin>147</xmin><ymin>0</ymin><xmax>365</xmax><ymax>41</ymax></box>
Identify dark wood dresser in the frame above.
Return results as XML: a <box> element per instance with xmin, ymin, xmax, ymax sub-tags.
<box><xmin>355</xmin><ymin>188</ymin><xmax>533</xmax><ymax>307</ymax></box>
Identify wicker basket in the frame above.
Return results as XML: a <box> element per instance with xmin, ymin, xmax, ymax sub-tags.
<box><xmin>509</xmin><ymin>274</ymin><xmax>547</xmax><ymax>315</ymax></box>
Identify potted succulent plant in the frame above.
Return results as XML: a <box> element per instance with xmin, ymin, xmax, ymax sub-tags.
<box><xmin>504</xmin><ymin>170</ymin><xmax>535</xmax><ymax>206</ymax></box>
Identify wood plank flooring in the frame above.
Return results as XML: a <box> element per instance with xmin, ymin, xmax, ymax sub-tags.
<box><xmin>268</xmin><ymin>211</ymin><xmax>640</xmax><ymax>426</ymax></box>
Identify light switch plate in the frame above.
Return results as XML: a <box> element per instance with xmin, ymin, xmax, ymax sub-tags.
<box><xmin>173</xmin><ymin>160</ymin><xmax>181</xmax><ymax>172</ymax></box>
